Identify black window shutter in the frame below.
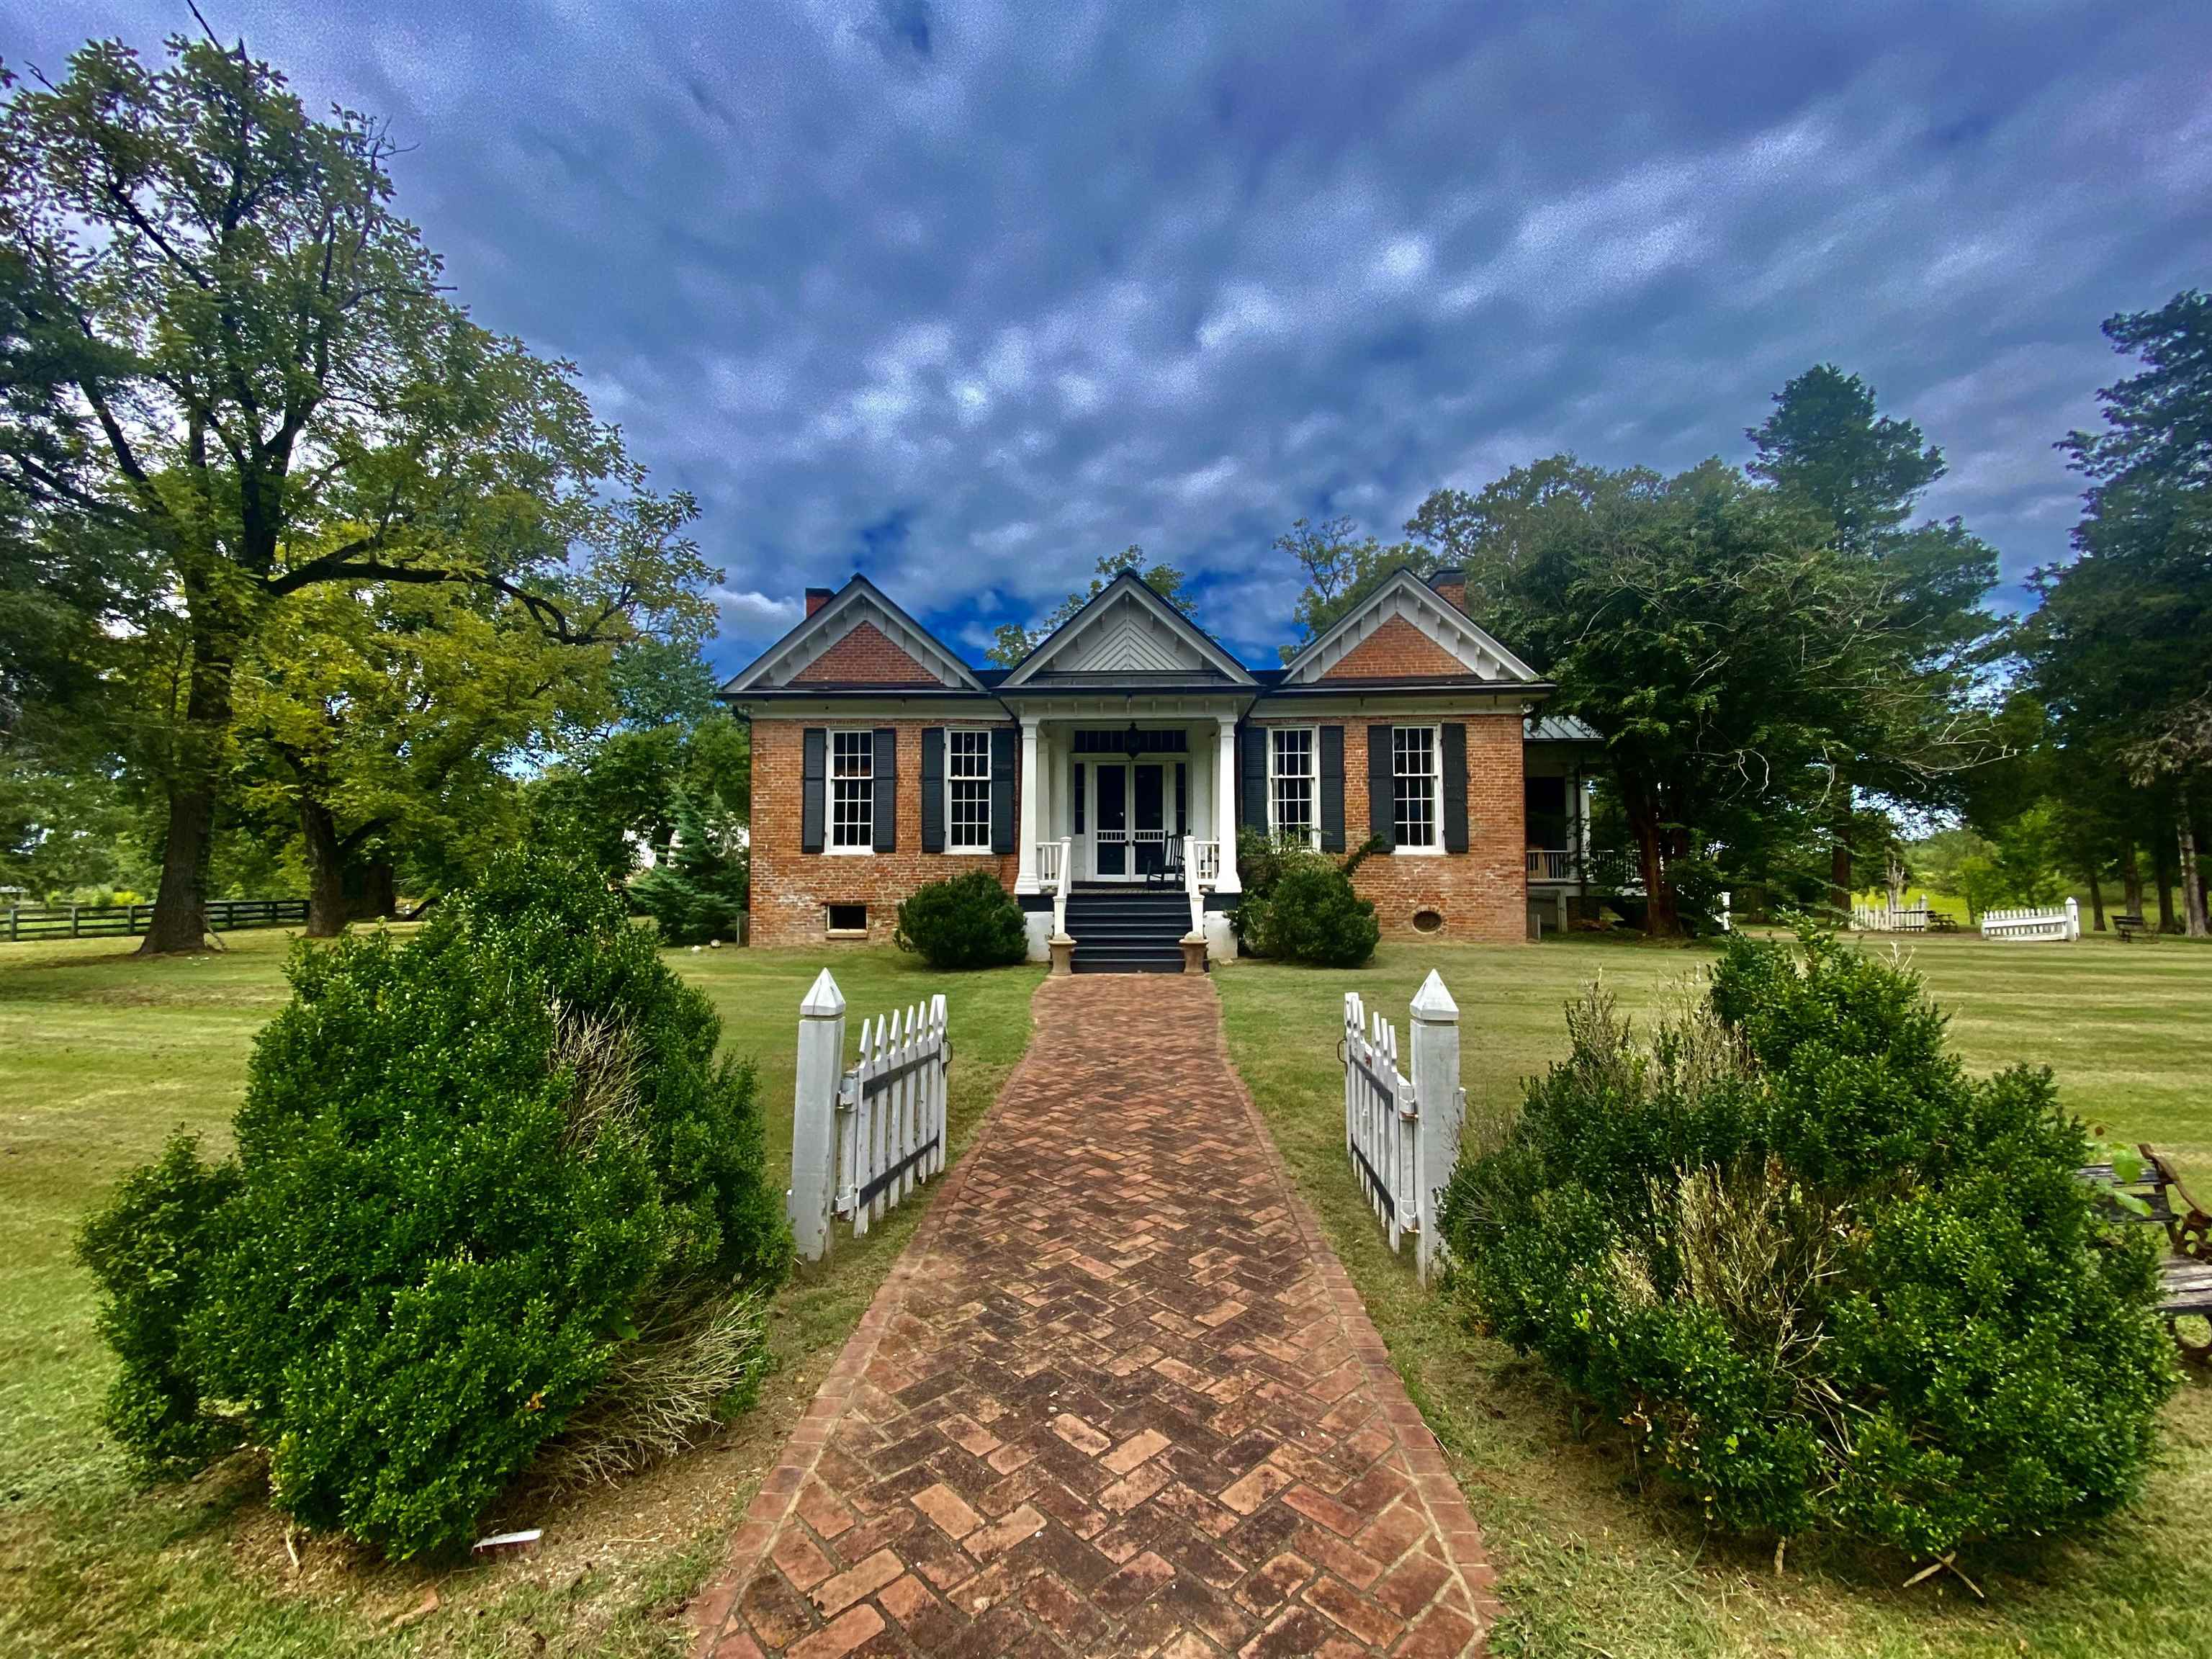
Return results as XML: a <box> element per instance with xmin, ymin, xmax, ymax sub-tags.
<box><xmin>1442</xmin><ymin>722</ymin><xmax>1469</xmax><ymax>853</ymax></box>
<box><xmin>801</xmin><ymin>727</ymin><xmax>827</xmax><ymax>853</ymax></box>
<box><xmin>1319</xmin><ymin>725</ymin><xmax>1346</xmax><ymax>853</ymax></box>
<box><xmin>1367</xmin><ymin>726</ymin><xmax>1395</xmax><ymax>848</ymax></box>
<box><xmin>872</xmin><ymin>728</ymin><xmax>898</xmax><ymax>852</ymax></box>
<box><xmin>920</xmin><ymin>727</ymin><xmax>945</xmax><ymax>853</ymax></box>
<box><xmin>1175</xmin><ymin>763</ymin><xmax>1187</xmax><ymax>837</ymax></box>
<box><xmin>989</xmin><ymin>727</ymin><xmax>1017</xmax><ymax>853</ymax></box>
<box><xmin>1239</xmin><ymin>726</ymin><xmax>1268</xmax><ymax>833</ymax></box>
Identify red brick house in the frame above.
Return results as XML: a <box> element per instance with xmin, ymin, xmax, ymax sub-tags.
<box><xmin>721</xmin><ymin>567</ymin><xmax>1597</xmax><ymax>967</ymax></box>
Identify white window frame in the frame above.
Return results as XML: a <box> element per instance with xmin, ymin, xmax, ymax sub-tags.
<box><xmin>945</xmin><ymin>727</ymin><xmax>994</xmax><ymax>854</ymax></box>
<box><xmin>827</xmin><ymin>729</ymin><xmax>874</xmax><ymax>854</ymax></box>
<box><xmin>1267</xmin><ymin>726</ymin><xmax>1320</xmax><ymax>848</ymax></box>
<box><xmin>1391</xmin><ymin>724</ymin><xmax>1443</xmax><ymax>855</ymax></box>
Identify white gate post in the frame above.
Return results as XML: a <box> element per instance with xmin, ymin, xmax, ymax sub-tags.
<box><xmin>2064</xmin><ymin>896</ymin><xmax>2080</xmax><ymax>940</ymax></box>
<box><xmin>1409</xmin><ymin>970</ymin><xmax>1464</xmax><ymax>1287</ymax></box>
<box><xmin>790</xmin><ymin>968</ymin><xmax>847</xmax><ymax>1263</ymax></box>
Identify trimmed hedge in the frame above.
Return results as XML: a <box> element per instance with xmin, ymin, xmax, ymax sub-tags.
<box><xmin>1440</xmin><ymin>931</ymin><xmax>2175</xmax><ymax>1559</ymax></box>
<box><xmin>894</xmin><ymin>869</ymin><xmax>1028</xmax><ymax>969</ymax></box>
<box><xmin>77</xmin><ymin>845</ymin><xmax>789</xmax><ymax>1557</ymax></box>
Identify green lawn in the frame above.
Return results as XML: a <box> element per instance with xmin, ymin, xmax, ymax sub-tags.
<box><xmin>1215</xmin><ymin>930</ymin><xmax>2212</xmax><ymax>1659</ymax></box>
<box><xmin>0</xmin><ymin>927</ymin><xmax>1043</xmax><ymax>1659</ymax></box>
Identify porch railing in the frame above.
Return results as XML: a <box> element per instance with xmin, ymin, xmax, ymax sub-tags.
<box><xmin>1524</xmin><ymin>848</ymin><xmax>1573</xmax><ymax>882</ymax></box>
<box><xmin>1037</xmin><ymin>837</ymin><xmax>1071</xmax><ymax>937</ymax></box>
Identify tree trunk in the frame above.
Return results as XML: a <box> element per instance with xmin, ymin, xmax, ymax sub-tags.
<box><xmin>2087</xmin><ymin>868</ymin><xmax>2105</xmax><ymax>932</ymax></box>
<box><xmin>2181</xmin><ymin>819</ymin><xmax>2210</xmax><ymax>939</ymax></box>
<box><xmin>301</xmin><ymin>796</ymin><xmax>348</xmax><ymax>938</ymax></box>
<box><xmin>1828</xmin><ymin>814</ymin><xmax>1853</xmax><ymax>920</ymax></box>
<box><xmin>2154</xmin><ymin>822</ymin><xmax>2180</xmax><ymax>933</ymax></box>
<box><xmin>1625</xmin><ymin>791</ymin><xmax>1681</xmax><ymax>938</ymax></box>
<box><xmin>2123</xmin><ymin>843</ymin><xmax>2143</xmax><ymax>918</ymax></box>
<box><xmin>140</xmin><ymin>786</ymin><xmax>217</xmax><ymax>952</ymax></box>
<box><xmin>346</xmin><ymin>858</ymin><xmax>399</xmax><ymax>921</ymax></box>
<box><xmin>139</xmin><ymin>601</ymin><xmax>242</xmax><ymax>955</ymax></box>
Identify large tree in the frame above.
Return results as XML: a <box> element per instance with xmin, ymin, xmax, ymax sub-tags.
<box><xmin>1</xmin><ymin>30</ymin><xmax>703</xmax><ymax>950</ymax></box>
<box><xmin>2032</xmin><ymin>291</ymin><xmax>2212</xmax><ymax>935</ymax></box>
<box><xmin>986</xmin><ymin>545</ymin><xmax>1195</xmax><ymax>667</ymax></box>
<box><xmin>1478</xmin><ymin>459</ymin><xmax>1911</xmax><ymax>935</ymax></box>
<box><xmin>1747</xmin><ymin>366</ymin><xmax>2000</xmax><ymax>909</ymax></box>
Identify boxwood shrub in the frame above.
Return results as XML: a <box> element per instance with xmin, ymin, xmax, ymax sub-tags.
<box><xmin>76</xmin><ymin>845</ymin><xmax>790</xmax><ymax>1557</ymax></box>
<box><xmin>894</xmin><ymin>869</ymin><xmax>1028</xmax><ymax>969</ymax></box>
<box><xmin>1234</xmin><ymin>832</ymin><xmax>1380</xmax><ymax>967</ymax></box>
<box><xmin>1439</xmin><ymin>930</ymin><xmax>2175</xmax><ymax>1560</ymax></box>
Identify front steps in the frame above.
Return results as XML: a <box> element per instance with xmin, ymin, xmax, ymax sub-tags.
<box><xmin>1064</xmin><ymin>886</ymin><xmax>1192</xmax><ymax>974</ymax></box>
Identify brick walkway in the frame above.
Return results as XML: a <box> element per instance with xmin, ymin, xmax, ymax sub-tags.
<box><xmin>693</xmin><ymin>976</ymin><xmax>1498</xmax><ymax>1659</ymax></box>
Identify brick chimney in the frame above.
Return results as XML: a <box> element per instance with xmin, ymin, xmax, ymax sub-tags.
<box><xmin>1429</xmin><ymin>566</ymin><xmax>1467</xmax><ymax>613</ymax></box>
<box><xmin>804</xmin><ymin>586</ymin><xmax>835</xmax><ymax>617</ymax></box>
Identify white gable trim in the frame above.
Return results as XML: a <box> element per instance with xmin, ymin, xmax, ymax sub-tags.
<box><xmin>1002</xmin><ymin>572</ymin><xmax>1254</xmax><ymax>687</ymax></box>
<box><xmin>721</xmin><ymin>576</ymin><xmax>985</xmax><ymax>693</ymax></box>
<box><xmin>1279</xmin><ymin>568</ymin><xmax>1541</xmax><ymax>685</ymax></box>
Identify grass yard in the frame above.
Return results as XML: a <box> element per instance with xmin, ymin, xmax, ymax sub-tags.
<box><xmin>0</xmin><ymin>927</ymin><xmax>1043</xmax><ymax>1659</ymax></box>
<box><xmin>1215</xmin><ymin>930</ymin><xmax>2212</xmax><ymax>1659</ymax></box>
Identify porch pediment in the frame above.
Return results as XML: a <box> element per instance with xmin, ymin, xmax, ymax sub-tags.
<box><xmin>1001</xmin><ymin>572</ymin><xmax>1254</xmax><ymax>688</ymax></box>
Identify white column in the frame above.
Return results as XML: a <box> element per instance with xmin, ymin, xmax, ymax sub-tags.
<box><xmin>1213</xmin><ymin>714</ymin><xmax>1241</xmax><ymax>894</ymax></box>
<box><xmin>1409</xmin><ymin>969</ymin><xmax>1463</xmax><ymax>1287</ymax></box>
<box><xmin>1015</xmin><ymin>716</ymin><xmax>1043</xmax><ymax>892</ymax></box>
<box><xmin>789</xmin><ymin>968</ymin><xmax>847</xmax><ymax>1264</ymax></box>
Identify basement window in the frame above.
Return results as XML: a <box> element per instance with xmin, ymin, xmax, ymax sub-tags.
<box><xmin>825</xmin><ymin>904</ymin><xmax>868</xmax><ymax>938</ymax></box>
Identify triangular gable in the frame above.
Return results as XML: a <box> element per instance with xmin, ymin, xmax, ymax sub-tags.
<box><xmin>1280</xmin><ymin>567</ymin><xmax>1540</xmax><ymax>685</ymax></box>
<box><xmin>722</xmin><ymin>575</ymin><xmax>985</xmax><ymax>693</ymax></box>
<box><xmin>1002</xmin><ymin>571</ymin><xmax>1254</xmax><ymax>686</ymax></box>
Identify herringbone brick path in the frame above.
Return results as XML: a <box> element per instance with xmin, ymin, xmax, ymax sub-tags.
<box><xmin>693</xmin><ymin>975</ymin><xmax>1498</xmax><ymax>1658</ymax></box>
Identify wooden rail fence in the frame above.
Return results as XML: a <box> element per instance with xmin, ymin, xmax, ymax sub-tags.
<box><xmin>4</xmin><ymin>898</ymin><xmax>308</xmax><ymax>942</ymax></box>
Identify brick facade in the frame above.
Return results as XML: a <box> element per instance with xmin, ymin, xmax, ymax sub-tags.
<box><xmin>750</xmin><ymin>716</ymin><xmax>1021</xmax><ymax>947</ymax></box>
<box><xmin>1251</xmin><ymin>712</ymin><xmax>1526</xmax><ymax>943</ymax></box>
<box><xmin>791</xmin><ymin>622</ymin><xmax>941</xmax><ymax>685</ymax></box>
<box><xmin>1318</xmin><ymin>615</ymin><xmax>1470</xmax><ymax>680</ymax></box>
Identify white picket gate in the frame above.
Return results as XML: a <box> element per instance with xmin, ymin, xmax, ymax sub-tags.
<box><xmin>1341</xmin><ymin>971</ymin><xmax>1465</xmax><ymax>1285</ymax></box>
<box><xmin>787</xmin><ymin>971</ymin><xmax>950</xmax><ymax>1262</ymax></box>
<box><xmin>1981</xmin><ymin>897</ymin><xmax>2080</xmax><ymax>943</ymax></box>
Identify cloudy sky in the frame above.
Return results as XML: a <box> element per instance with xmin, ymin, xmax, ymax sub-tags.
<box><xmin>9</xmin><ymin>2</ymin><xmax>2211</xmax><ymax>672</ymax></box>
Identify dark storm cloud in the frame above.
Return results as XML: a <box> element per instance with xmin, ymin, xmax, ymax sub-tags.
<box><xmin>8</xmin><ymin>1</ymin><xmax>2209</xmax><ymax>668</ymax></box>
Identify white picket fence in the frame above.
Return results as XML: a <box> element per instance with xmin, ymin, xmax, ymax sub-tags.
<box><xmin>1982</xmin><ymin>897</ymin><xmax>2080</xmax><ymax>943</ymax></box>
<box><xmin>1853</xmin><ymin>901</ymin><xmax>1930</xmax><ymax>932</ymax></box>
<box><xmin>1342</xmin><ymin>971</ymin><xmax>1465</xmax><ymax>1285</ymax></box>
<box><xmin>786</xmin><ymin>970</ymin><xmax>950</xmax><ymax>1261</ymax></box>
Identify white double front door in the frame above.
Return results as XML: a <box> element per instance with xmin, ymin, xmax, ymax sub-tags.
<box><xmin>1075</xmin><ymin>758</ymin><xmax>1182</xmax><ymax>881</ymax></box>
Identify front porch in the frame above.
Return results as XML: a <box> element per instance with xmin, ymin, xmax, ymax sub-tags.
<box><xmin>1007</xmin><ymin>706</ymin><xmax>1245</xmax><ymax>961</ymax></box>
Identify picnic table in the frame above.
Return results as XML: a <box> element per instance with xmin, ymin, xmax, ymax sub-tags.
<box><xmin>1925</xmin><ymin>912</ymin><xmax>1959</xmax><ymax>933</ymax></box>
<box><xmin>2082</xmin><ymin>1145</ymin><xmax>2212</xmax><ymax>1364</ymax></box>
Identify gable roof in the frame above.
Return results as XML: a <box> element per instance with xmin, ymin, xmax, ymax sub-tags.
<box><xmin>999</xmin><ymin>571</ymin><xmax>1255</xmax><ymax>689</ymax></box>
<box><xmin>721</xmin><ymin>575</ymin><xmax>987</xmax><ymax>695</ymax></box>
<box><xmin>1278</xmin><ymin>567</ymin><xmax>1542</xmax><ymax>687</ymax></box>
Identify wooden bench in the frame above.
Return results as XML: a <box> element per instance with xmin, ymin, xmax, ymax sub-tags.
<box><xmin>2082</xmin><ymin>1145</ymin><xmax>2212</xmax><ymax>1363</ymax></box>
<box><xmin>2113</xmin><ymin>912</ymin><xmax>2158</xmax><ymax>943</ymax></box>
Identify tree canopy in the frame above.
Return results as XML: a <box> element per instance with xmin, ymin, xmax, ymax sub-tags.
<box><xmin>986</xmin><ymin>545</ymin><xmax>1196</xmax><ymax>667</ymax></box>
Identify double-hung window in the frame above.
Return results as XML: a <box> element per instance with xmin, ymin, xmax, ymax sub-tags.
<box><xmin>829</xmin><ymin>729</ymin><xmax>873</xmax><ymax>852</ymax></box>
<box><xmin>1268</xmin><ymin>727</ymin><xmax>1318</xmax><ymax>846</ymax></box>
<box><xmin>947</xmin><ymin>729</ymin><xmax>992</xmax><ymax>852</ymax></box>
<box><xmin>1392</xmin><ymin>725</ymin><xmax>1441</xmax><ymax>851</ymax></box>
